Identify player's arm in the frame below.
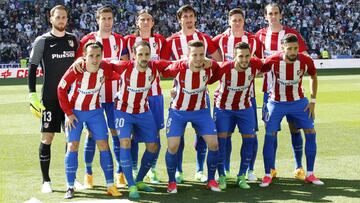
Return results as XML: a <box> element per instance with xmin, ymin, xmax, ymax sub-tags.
<box><xmin>110</xmin><ymin>60</ymin><xmax>128</xmax><ymax>75</ymax></box>
<box><xmin>208</xmin><ymin>60</ymin><xmax>222</xmax><ymax>84</ymax></box>
<box><xmin>204</xmin><ymin>34</ymin><xmax>222</xmax><ymax>61</ymax></box>
<box><xmin>160</xmin><ymin>38</ymin><xmax>172</xmax><ymax>60</ymax></box>
<box><xmin>159</xmin><ymin>61</ymin><xmax>181</xmax><ymax>78</ymax></box>
<box><xmin>28</xmin><ymin>36</ymin><xmax>46</xmax><ymax>118</ymax></box>
<box><xmin>304</xmin><ymin>56</ymin><xmax>318</xmax><ymax>120</ymax></box>
<box><xmin>260</xmin><ymin>56</ymin><xmax>274</xmax><ymax>73</ymax></box>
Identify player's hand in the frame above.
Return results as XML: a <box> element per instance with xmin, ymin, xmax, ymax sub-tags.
<box><xmin>71</xmin><ymin>57</ymin><xmax>85</xmax><ymax>73</ymax></box>
<box><xmin>65</xmin><ymin>114</ymin><xmax>78</xmax><ymax>131</ymax></box>
<box><xmin>203</xmin><ymin>58</ymin><xmax>212</xmax><ymax>69</ymax></box>
<box><xmin>29</xmin><ymin>92</ymin><xmax>45</xmax><ymax>118</ymax></box>
<box><xmin>304</xmin><ymin>102</ymin><xmax>315</xmax><ymax>120</ymax></box>
<box><xmin>170</xmin><ymin>88</ymin><xmax>176</xmax><ymax>98</ymax></box>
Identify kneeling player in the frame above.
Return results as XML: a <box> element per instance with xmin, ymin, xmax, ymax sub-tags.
<box><xmin>161</xmin><ymin>40</ymin><xmax>221</xmax><ymax>193</ymax></box>
<box><xmin>260</xmin><ymin>34</ymin><xmax>323</xmax><ymax>187</ymax></box>
<box><xmin>213</xmin><ymin>42</ymin><xmax>263</xmax><ymax>190</ymax></box>
<box><xmin>58</xmin><ymin>41</ymin><xmax>121</xmax><ymax>199</ymax></box>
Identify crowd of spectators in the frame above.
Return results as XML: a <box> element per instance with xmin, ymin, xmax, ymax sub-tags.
<box><xmin>0</xmin><ymin>0</ymin><xmax>359</xmax><ymax>63</ymax></box>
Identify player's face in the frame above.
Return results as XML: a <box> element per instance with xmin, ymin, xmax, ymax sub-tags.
<box><xmin>265</xmin><ymin>6</ymin><xmax>282</xmax><ymax>25</ymax></box>
<box><xmin>50</xmin><ymin>9</ymin><xmax>67</xmax><ymax>32</ymax></box>
<box><xmin>229</xmin><ymin>14</ymin><xmax>244</xmax><ymax>31</ymax></box>
<box><xmin>97</xmin><ymin>12</ymin><xmax>113</xmax><ymax>33</ymax></box>
<box><xmin>234</xmin><ymin>48</ymin><xmax>251</xmax><ymax>69</ymax></box>
<box><xmin>85</xmin><ymin>47</ymin><xmax>103</xmax><ymax>70</ymax></box>
<box><xmin>135</xmin><ymin>45</ymin><xmax>151</xmax><ymax>69</ymax></box>
<box><xmin>137</xmin><ymin>13</ymin><xmax>154</xmax><ymax>32</ymax></box>
<box><xmin>188</xmin><ymin>46</ymin><xmax>205</xmax><ymax>69</ymax></box>
<box><xmin>179</xmin><ymin>11</ymin><xmax>196</xmax><ymax>30</ymax></box>
<box><xmin>282</xmin><ymin>42</ymin><xmax>299</xmax><ymax>62</ymax></box>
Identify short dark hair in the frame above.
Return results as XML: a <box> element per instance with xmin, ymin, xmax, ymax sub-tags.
<box><xmin>264</xmin><ymin>3</ymin><xmax>282</xmax><ymax>15</ymax></box>
<box><xmin>229</xmin><ymin>8</ymin><xmax>244</xmax><ymax>18</ymax></box>
<box><xmin>132</xmin><ymin>41</ymin><xmax>151</xmax><ymax>54</ymax></box>
<box><xmin>177</xmin><ymin>4</ymin><xmax>196</xmax><ymax>19</ymax></box>
<box><xmin>96</xmin><ymin>6</ymin><xmax>113</xmax><ymax>19</ymax></box>
<box><xmin>281</xmin><ymin>33</ymin><xmax>298</xmax><ymax>44</ymax></box>
<box><xmin>50</xmin><ymin>5</ymin><xmax>67</xmax><ymax>16</ymax></box>
<box><xmin>234</xmin><ymin>42</ymin><xmax>250</xmax><ymax>51</ymax></box>
<box><xmin>188</xmin><ymin>40</ymin><xmax>204</xmax><ymax>48</ymax></box>
<box><xmin>84</xmin><ymin>40</ymin><xmax>103</xmax><ymax>53</ymax></box>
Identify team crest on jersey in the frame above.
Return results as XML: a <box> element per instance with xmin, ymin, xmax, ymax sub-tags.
<box><xmin>68</xmin><ymin>40</ymin><xmax>74</xmax><ymax>47</ymax></box>
<box><xmin>297</xmin><ymin>70</ymin><xmax>304</xmax><ymax>76</ymax></box>
<box><xmin>152</xmin><ymin>42</ymin><xmax>158</xmax><ymax>49</ymax></box>
<box><xmin>248</xmin><ymin>74</ymin><xmax>254</xmax><ymax>81</ymax></box>
<box><xmin>203</xmin><ymin>75</ymin><xmax>208</xmax><ymax>82</ymax></box>
<box><xmin>148</xmin><ymin>75</ymin><xmax>154</xmax><ymax>82</ymax></box>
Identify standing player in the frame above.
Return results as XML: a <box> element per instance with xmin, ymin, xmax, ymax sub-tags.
<box><xmin>212</xmin><ymin>8</ymin><xmax>261</xmax><ymax>182</ymax></box>
<box><xmin>162</xmin><ymin>40</ymin><xmax>221</xmax><ymax>193</ymax></box>
<box><xmin>27</xmin><ymin>5</ymin><xmax>78</xmax><ymax>193</ymax></box>
<box><xmin>75</xmin><ymin>6</ymin><xmax>128</xmax><ymax>188</ymax></box>
<box><xmin>259</xmin><ymin>33</ymin><xmax>323</xmax><ymax>187</ymax></box>
<box><xmin>255</xmin><ymin>3</ymin><xmax>308</xmax><ymax>179</ymax></box>
<box><xmin>113</xmin><ymin>41</ymin><xmax>172</xmax><ymax>199</ymax></box>
<box><xmin>58</xmin><ymin>41</ymin><xmax>121</xmax><ymax>199</ymax></box>
<box><xmin>213</xmin><ymin>42</ymin><xmax>263</xmax><ymax>190</ymax></box>
<box><xmin>161</xmin><ymin>4</ymin><xmax>222</xmax><ymax>183</ymax></box>
<box><xmin>124</xmin><ymin>9</ymin><xmax>166</xmax><ymax>184</ymax></box>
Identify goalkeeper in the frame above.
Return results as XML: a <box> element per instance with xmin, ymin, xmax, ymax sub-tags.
<box><xmin>27</xmin><ymin>5</ymin><xmax>78</xmax><ymax>194</ymax></box>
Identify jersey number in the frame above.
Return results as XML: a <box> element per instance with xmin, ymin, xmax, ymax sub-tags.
<box><xmin>115</xmin><ymin>118</ymin><xmax>125</xmax><ymax>128</ymax></box>
<box><xmin>43</xmin><ymin>111</ymin><xmax>52</xmax><ymax>122</ymax></box>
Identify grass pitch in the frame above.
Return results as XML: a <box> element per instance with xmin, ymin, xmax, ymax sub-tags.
<box><xmin>0</xmin><ymin>74</ymin><xmax>360</xmax><ymax>202</ymax></box>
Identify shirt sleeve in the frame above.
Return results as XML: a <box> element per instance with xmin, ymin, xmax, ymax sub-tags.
<box><xmin>203</xmin><ymin>34</ymin><xmax>217</xmax><ymax>55</ymax></box>
<box><xmin>75</xmin><ymin>36</ymin><xmax>88</xmax><ymax>59</ymax></box>
<box><xmin>29</xmin><ymin>35</ymin><xmax>45</xmax><ymax>66</ymax></box>
<box><xmin>160</xmin><ymin>38</ymin><xmax>173</xmax><ymax>60</ymax></box>
<box><xmin>261</xmin><ymin>56</ymin><xmax>274</xmax><ymax>73</ymax></box>
<box><xmin>303</xmin><ymin>55</ymin><xmax>317</xmax><ymax>76</ymax></box>
<box><xmin>208</xmin><ymin>60</ymin><xmax>222</xmax><ymax>84</ymax></box>
<box><xmin>160</xmin><ymin>61</ymin><xmax>181</xmax><ymax>78</ymax></box>
<box><xmin>57</xmin><ymin>68</ymin><xmax>77</xmax><ymax>116</ymax></box>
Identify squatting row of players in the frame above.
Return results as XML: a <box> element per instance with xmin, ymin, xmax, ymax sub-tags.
<box><xmin>28</xmin><ymin>3</ymin><xmax>323</xmax><ymax>200</ymax></box>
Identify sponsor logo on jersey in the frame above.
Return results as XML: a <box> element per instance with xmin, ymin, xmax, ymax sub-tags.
<box><xmin>227</xmin><ymin>84</ymin><xmax>249</xmax><ymax>92</ymax></box>
<box><xmin>182</xmin><ymin>86</ymin><xmax>206</xmax><ymax>95</ymax></box>
<box><xmin>277</xmin><ymin>78</ymin><xmax>299</xmax><ymax>86</ymax></box>
<box><xmin>77</xmin><ymin>87</ymin><xmax>101</xmax><ymax>95</ymax></box>
<box><xmin>127</xmin><ymin>85</ymin><xmax>151</xmax><ymax>93</ymax></box>
<box><xmin>52</xmin><ymin>51</ymin><xmax>75</xmax><ymax>59</ymax></box>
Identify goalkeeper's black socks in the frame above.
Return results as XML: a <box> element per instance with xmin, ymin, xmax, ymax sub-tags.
<box><xmin>39</xmin><ymin>142</ymin><xmax>51</xmax><ymax>182</ymax></box>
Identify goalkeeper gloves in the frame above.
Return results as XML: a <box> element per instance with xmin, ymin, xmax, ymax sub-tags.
<box><xmin>29</xmin><ymin>92</ymin><xmax>45</xmax><ymax>118</ymax></box>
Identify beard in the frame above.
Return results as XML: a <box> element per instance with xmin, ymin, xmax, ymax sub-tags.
<box><xmin>286</xmin><ymin>54</ymin><xmax>297</xmax><ymax>62</ymax></box>
<box><xmin>53</xmin><ymin>24</ymin><xmax>66</xmax><ymax>32</ymax></box>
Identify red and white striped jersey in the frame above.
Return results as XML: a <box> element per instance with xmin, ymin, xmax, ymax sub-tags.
<box><xmin>214</xmin><ymin>58</ymin><xmax>263</xmax><ymax>110</ymax></box>
<box><xmin>261</xmin><ymin>52</ymin><xmax>316</xmax><ymax>102</ymax></box>
<box><xmin>125</xmin><ymin>33</ymin><xmax>166</xmax><ymax>96</ymax></box>
<box><xmin>212</xmin><ymin>29</ymin><xmax>261</xmax><ymax>61</ymax></box>
<box><xmin>57</xmin><ymin>63</ymin><xmax>112</xmax><ymax>116</ymax></box>
<box><xmin>76</xmin><ymin>32</ymin><xmax>127</xmax><ymax>103</ymax></box>
<box><xmin>255</xmin><ymin>27</ymin><xmax>308</xmax><ymax>93</ymax></box>
<box><xmin>161</xmin><ymin>60</ymin><xmax>220</xmax><ymax>111</ymax></box>
<box><xmin>115</xmin><ymin>60</ymin><xmax>172</xmax><ymax>114</ymax></box>
<box><xmin>160</xmin><ymin>30</ymin><xmax>218</xmax><ymax>60</ymax></box>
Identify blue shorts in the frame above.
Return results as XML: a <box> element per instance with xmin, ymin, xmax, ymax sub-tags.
<box><xmin>166</xmin><ymin>108</ymin><xmax>217</xmax><ymax>137</ymax></box>
<box><xmin>265</xmin><ymin>98</ymin><xmax>315</xmax><ymax>133</ymax></box>
<box><xmin>101</xmin><ymin>102</ymin><xmax>116</xmax><ymax>129</ymax></box>
<box><xmin>250</xmin><ymin>97</ymin><xmax>259</xmax><ymax>131</ymax></box>
<box><xmin>205</xmin><ymin>92</ymin><xmax>211</xmax><ymax>111</ymax></box>
<box><xmin>66</xmin><ymin>109</ymin><xmax>108</xmax><ymax>142</ymax></box>
<box><xmin>214</xmin><ymin>107</ymin><xmax>256</xmax><ymax>135</ymax></box>
<box><xmin>114</xmin><ymin>110</ymin><xmax>158</xmax><ymax>143</ymax></box>
<box><xmin>262</xmin><ymin>92</ymin><xmax>270</xmax><ymax>122</ymax></box>
<box><xmin>148</xmin><ymin>95</ymin><xmax>164</xmax><ymax>131</ymax></box>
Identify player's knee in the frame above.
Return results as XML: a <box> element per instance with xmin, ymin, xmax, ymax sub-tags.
<box><xmin>67</xmin><ymin>142</ymin><xmax>79</xmax><ymax>152</ymax></box>
<box><xmin>207</xmin><ymin>139</ymin><xmax>219</xmax><ymax>151</ymax></box>
<box><xmin>242</xmin><ymin>134</ymin><xmax>255</xmax><ymax>138</ymax></box>
<box><xmin>41</xmin><ymin>133</ymin><xmax>54</xmax><ymax>144</ymax></box>
<box><xmin>288</xmin><ymin>122</ymin><xmax>300</xmax><ymax>133</ymax></box>
<box><xmin>146</xmin><ymin>142</ymin><xmax>158</xmax><ymax>153</ymax></box>
<box><xmin>167</xmin><ymin>142</ymin><xmax>180</xmax><ymax>154</ymax></box>
<box><xmin>217</xmin><ymin>132</ymin><xmax>228</xmax><ymax>138</ymax></box>
<box><xmin>120</xmin><ymin>138</ymin><xmax>131</xmax><ymax>148</ymax></box>
<box><xmin>96</xmin><ymin>140</ymin><xmax>110</xmax><ymax>151</ymax></box>
<box><xmin>303</xmin><ymin>128</ymin><xmax>316</xmax><ymax>134</ymax></box>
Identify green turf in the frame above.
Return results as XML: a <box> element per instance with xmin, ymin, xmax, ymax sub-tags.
<box><xmin>1</xmin><ymin>75</ymin><xmax>360</xmax><ymax>202</ymax></box>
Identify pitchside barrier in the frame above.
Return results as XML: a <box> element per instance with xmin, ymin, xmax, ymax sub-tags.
<box><xmin>0</xmin><ymin>59</ymin><xmax>360</xmax><ymax>79</ymax></box>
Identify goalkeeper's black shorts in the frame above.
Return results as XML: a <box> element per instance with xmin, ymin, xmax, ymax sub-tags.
<box><xmin>40</xmin><ymin>99</ymin><xmax>65</xmax><ymax>133</ymax></box>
